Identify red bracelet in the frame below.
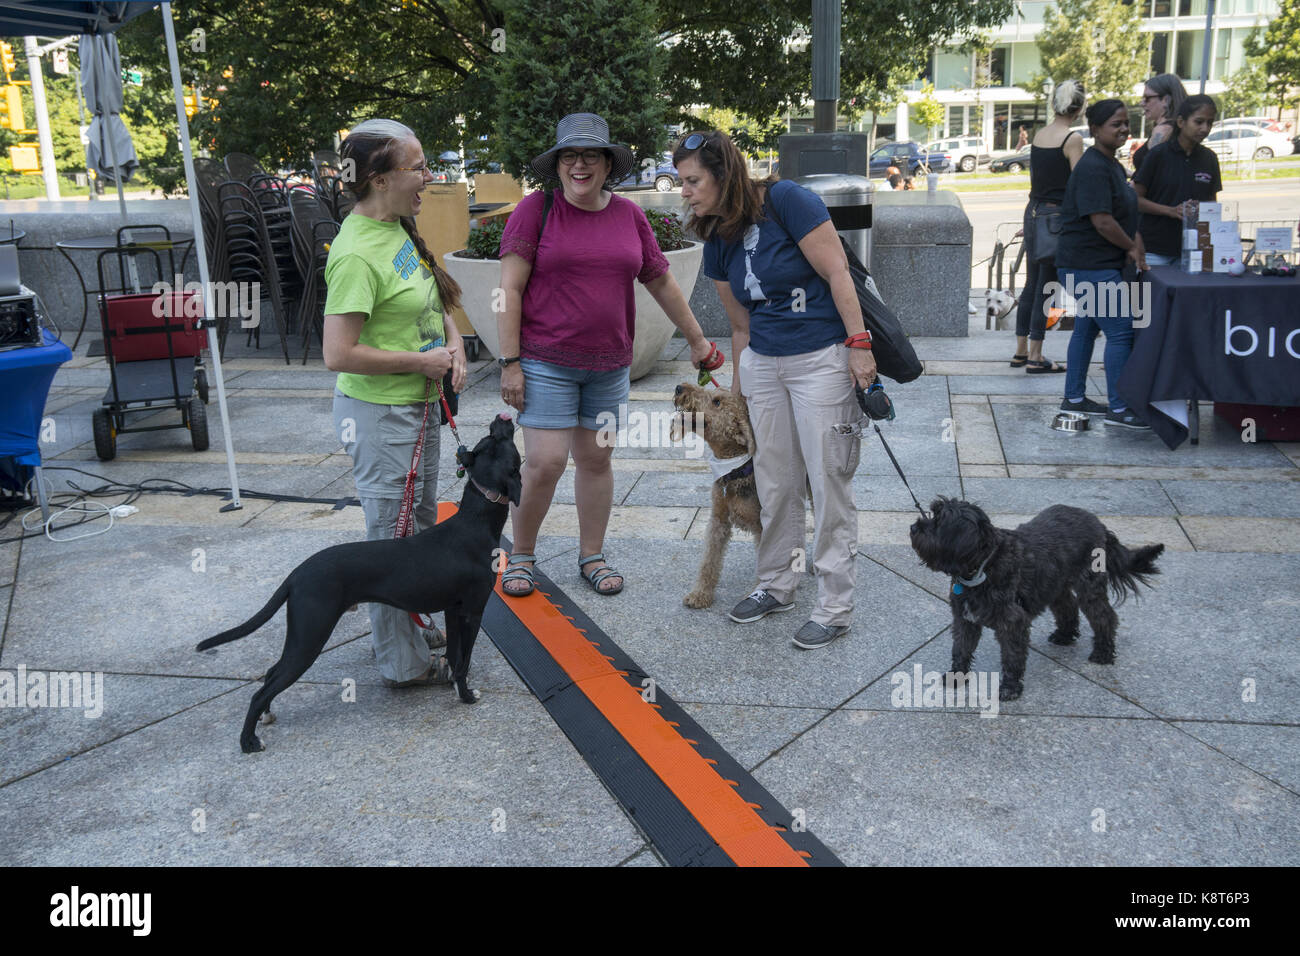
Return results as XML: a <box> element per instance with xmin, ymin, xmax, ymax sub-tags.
<box><xmin>844</xmin><ymin>331</ymin><xmax>872</xmax><ymax>349</ymax></box>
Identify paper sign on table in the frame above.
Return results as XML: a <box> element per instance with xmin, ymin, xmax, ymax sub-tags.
<box><xmin>1197</xmin><ymin>202</ymin><xmax>1222</xmax><ymax>223</ymax></box>
<box><xmin>1254</xmin><ymin>227</ymin><xmax>1294</xmax><ymax>254</ymax></box>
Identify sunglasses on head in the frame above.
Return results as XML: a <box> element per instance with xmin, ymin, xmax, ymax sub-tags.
<box><xmin>681</xmin><ymin>132</ymin><xmax>719</xmax><ymax>151</ymax></box>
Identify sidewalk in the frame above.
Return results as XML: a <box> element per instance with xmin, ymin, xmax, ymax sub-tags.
<box><xmin>2</xmin><ymin>319</ymin><xmax>1298</xmax><ymax>866</ymax></box>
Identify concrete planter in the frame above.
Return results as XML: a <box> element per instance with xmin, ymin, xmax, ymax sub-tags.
<box><xmin>443</xmin><ymin>240</ymin><xmax>702</xmax><ymax>381</ymax></box>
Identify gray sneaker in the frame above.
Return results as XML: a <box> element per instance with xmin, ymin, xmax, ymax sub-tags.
<box><xmin>792</xmin><ymin>620</ymin><xmax>850</xmax><ymax>650</ymax></box>
<box><xmin>729</xmin><ymin>588</ymin><xmax>795</xmax><ymax>623</ymax></box>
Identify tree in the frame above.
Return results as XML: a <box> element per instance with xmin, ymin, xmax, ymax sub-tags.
<box><xmin>1036</xmin><ymin>0</ymin><xmax>1149</xmax><ymax>100</ymax></box>
<box><xmin>1245</xmin><ymin>2</ymin><xmax>1300</xmax><ymax>118</ymax></box>
<box><xmin>488</xmin><ymin>0</ymin><xmax>666</xmax><ymax>186</ymax></box>
<box><xmin>657</xmin><ymin>0</ymin><xmax>1014</xmax><ymax>125</ymax></box>
<box><xmin>1220</xmin><ymin>63</ymin><xmax>1271</xmax><ymax>120</ymax></box>
<box><xmin>116</xmin><ymin>1</ymin><xmax>504</xmax><ymax>167</ymax></box>
<box><xmin>843</xmin><ymin>62</ymin><xmax>912</xmax><ymax>153</ymax></box>
<box><xmin>913</xmin><ymin>81</ymin><xmax>946</xmax><ymax>143</ymax></box>
<box><xmin>106</xmin><ymin>0</ymin><xmax>1015</xmax><ymax>172</ymax></box>
<box><xmin>690</xmin><ymin>106</ymin><xmax>787</xmax><ymax>156</ymax></box>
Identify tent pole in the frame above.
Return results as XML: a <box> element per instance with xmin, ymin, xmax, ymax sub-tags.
<box><xmin>161</xmin><ymin>1</ymin><xmax>242</xmax><ymax>511</ymax></box>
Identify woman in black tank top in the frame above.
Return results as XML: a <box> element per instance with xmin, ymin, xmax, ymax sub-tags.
<box><xmin>1012</xmin><ymin>79</ymin><xmax>1086</xmax><ymax>373</ymax></box>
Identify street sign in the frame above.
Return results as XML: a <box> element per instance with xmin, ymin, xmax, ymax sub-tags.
<box><xmin>122</xmin><ymin>69</ymin><xmax>143</xmax><ymax>86</ymax></box>
<box><xmin>52</xmin><ymin>49</ymin><xmax>69</xmax><ymax>75</ymax></box>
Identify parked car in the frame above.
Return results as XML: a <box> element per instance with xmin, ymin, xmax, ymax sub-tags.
<box><xmin>868</xmin><ymin>141</ymin><xmax>952</xmax><ymax>178</ymax></box>
<box><xmin>989</xmin><ymin>147</ymin><xmax>1031</xmax><ymax>173</ymax></box>
<box><xmin>613</xmin><ymin>155</ymin><xmax>680</xmax><ymax>192</ymax></box>
<box><xmin>925</xmin><ymin>136</ymin><xmax>991</xmax><ymax>172</ymax></box>
<box><xmin>1221</xmin><ymin>116</ymin><xmax>1286</xmax><ymax>134</ymax></box>
<box><xmin>1204</xmin><ymin>126</ymin><xmax>1295</xmax><ymax>161</ymax></box>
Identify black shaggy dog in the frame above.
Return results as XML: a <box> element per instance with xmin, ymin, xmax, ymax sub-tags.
<box><xmin>909</xmin><ymin>498</ymin><xmax>1163</xmax><ymax>701</ymax></box>
<box><xmin>197</xmin><ymin>413</ymin><xmax>522</xmax><ymax>753</ymax></box>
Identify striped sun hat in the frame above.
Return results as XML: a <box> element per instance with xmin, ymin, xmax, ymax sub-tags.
<box><xmin>529</xmin><ymin>112</ymin><xmax>636</xmax><ymax>185</ymax></box>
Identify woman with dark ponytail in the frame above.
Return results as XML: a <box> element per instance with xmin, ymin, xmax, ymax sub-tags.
<box><xmin>323</xmin><ymin>118</ymin><xmax>467</xmax><ymax>687</ymax></box>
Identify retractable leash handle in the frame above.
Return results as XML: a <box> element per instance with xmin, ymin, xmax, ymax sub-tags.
<box><xmin>829</xmin><ymin>381</ymin><xmax>926</xmax><ymax>519</ymax></box>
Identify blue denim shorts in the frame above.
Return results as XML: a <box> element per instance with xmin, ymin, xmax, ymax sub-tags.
<box><xmin>517</xmin><ymin>357</ymin><xmax>630</xmax><ymax>431</ymax></box>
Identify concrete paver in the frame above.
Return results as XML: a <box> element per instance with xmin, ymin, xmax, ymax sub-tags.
<box><xmin>3</xmin><ymin>322</ymin><xmax>1296</xmax><ymax>866</ymax></box>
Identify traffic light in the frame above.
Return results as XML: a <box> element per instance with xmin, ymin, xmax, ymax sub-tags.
<box><xmin>0</xmin><ymin>85</ymin><xmax>22</xmax><ymax>130</ymax></box>
<box><xmin>0</xmin><ymin>43</ymin><xmax>15</xmax><ymax>79</ymax></box>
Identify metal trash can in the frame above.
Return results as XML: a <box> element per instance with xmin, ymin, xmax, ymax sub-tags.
<box><xmin>794</xmin><ymin>173</ymin><xmax>874</xmax><ymax>270</ymax></box>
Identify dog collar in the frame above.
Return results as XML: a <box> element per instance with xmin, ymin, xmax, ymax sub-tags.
<box><xmin>470</xmin><ymin>477</ymin><xmax>508</xmax><ymax>504</ymax></box>
<box><xmin>709</xmin><ymin>451</ymin><xmax>753</xmax><ymax>484</ymax></box>
<box><xmin>951</xmin><ymin>544</ymin><xmax>998</xmax><ymax>595</ymax></box>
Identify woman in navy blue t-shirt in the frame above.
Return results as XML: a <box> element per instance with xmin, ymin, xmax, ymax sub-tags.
<box><xmin>673</xmin><ymin>130</ymin><xmax>876</xmax><ymax>650</ymax></box>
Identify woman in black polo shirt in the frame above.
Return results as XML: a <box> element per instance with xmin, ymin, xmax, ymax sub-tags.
<box><xmin>1056</xmin><ymin>99</ymin><xmax>1150</xmax><ymax>431</ymax></box>
<box><xmin>1133</xmin><ymin>95</ymin><xmax>1222</xmax><ymax>266</ymax></box>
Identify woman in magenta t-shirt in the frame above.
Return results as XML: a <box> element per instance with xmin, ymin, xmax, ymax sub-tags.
<box><xmin>496</xmin><ymin>113</ymin><xmax>712</xmax><ymax>598</ymax></box>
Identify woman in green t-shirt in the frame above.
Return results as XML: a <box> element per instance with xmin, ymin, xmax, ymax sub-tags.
<box><xmin>323</xmin><ymin>119</ymin><xmax>467</xmax><ymax>687</ymax></box>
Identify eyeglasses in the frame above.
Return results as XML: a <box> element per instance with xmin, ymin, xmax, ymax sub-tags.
<box><xmin>393</xmin><ymin>161</ymin><xmax>435</xmax><ymax>173</ymax></box>
<box><xmin>1142</xmin><ymin>94</ymin><xmax>1161</xmax><ymax>102</ymax></box>
<box><xmin>557</xmin><ymin>149</ymin><xmax>606</xmax><ymax>166</ymax></box>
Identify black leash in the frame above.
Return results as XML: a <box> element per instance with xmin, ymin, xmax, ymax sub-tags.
<box><xmin>872</xmin><ymin>423</ymin><xmax>928</xmax><ymax>519</ymax></box>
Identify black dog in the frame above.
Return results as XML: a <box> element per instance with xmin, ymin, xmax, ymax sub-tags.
<box><xmin>196</xmin><ymin>413</ymin><xmax>522</xmax><ymax>752</ymax></box>
<box><xmin>909</xmin><ymin>498</ymin><xmax>1163</xmax><ymax>701</ymax></box>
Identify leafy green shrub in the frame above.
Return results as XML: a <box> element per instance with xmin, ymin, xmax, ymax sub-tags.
<box><xmin>646</xmin><ymin>210</ymin><xmax>689</xmax><ymax>252</ymax></box>
<box><xmin>462</xmin><ymin>217</ymin><xmax>506</xmax><ymax>259</ymax></box>
<box><xmin>460</xmin><ymin>204</ymin><xmax>690</xmax><ymax>260</ymax></box>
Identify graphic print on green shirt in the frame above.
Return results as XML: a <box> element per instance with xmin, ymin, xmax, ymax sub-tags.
<box><xmin>324</xmin><ymin>214</ymin><xmax>445</xmax><ymax>405</ymax></box>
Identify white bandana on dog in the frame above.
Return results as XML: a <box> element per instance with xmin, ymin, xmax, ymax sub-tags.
<box><xmin>708</xmin><ymin>451</ymin><xmax>753</xmax><ymax>483</ymax></box>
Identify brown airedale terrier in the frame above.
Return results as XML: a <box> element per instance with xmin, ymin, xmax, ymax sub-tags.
<box><xmin>670</xmin><ymin>382</ymin><xmax>762</xmax><ymax>608</ymax></box>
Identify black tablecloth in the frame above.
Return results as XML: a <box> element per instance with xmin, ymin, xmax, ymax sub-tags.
<box><xmin>1117</xmin><ymin>266</ymin><xmax>1300</xmax><ymax>449</ymax></box>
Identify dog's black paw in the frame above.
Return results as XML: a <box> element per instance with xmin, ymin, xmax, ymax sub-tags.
<box><xmin>1048</xmin><ymin>629</ymin><xmax>1078</xmax><ymax>646</ymax></box>
<box><xmin>951</xmin><ymin>658</ymin><xmax>973</xmax><ymax>675</ymax></box>
<box><xmin>456</xmin><ymin>679</ymin><xmax>480</xmax><ymax>704</ymax></box>
<box><xmin>1088</xmin><ymin>651</ymin><xmax>1115</xmax><ymax>665</ymax></box>
<box><xmin>240</xmin><ymin>735</ymin><xmax>265</xmax><ymax>753</ymax></box>
<box><xmin>998</xmin><ymin>681</ymin><xmax>1023</xmax><ymax>702</ymax></box>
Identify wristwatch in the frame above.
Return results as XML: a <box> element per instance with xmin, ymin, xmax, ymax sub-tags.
<box><xmin>496</xmin><ymin>355</ymin><xmax>521</xmax><ymax>368</ymax></box>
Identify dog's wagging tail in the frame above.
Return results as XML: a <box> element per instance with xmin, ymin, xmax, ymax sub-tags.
<box><xmin>196</xmin><ymin>414</ymin><xmax>523</xmax><ymax>753</ymax></box>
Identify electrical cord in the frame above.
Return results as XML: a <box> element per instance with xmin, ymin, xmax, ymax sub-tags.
<box><xmin>19</xmin><ymin>472</ymin><xmax>116</xmax><ymax>542</ymax></box>
<box><xmin>0</xmin><ymin>464</ymin><xmax>471</xmax><ymax>545</ymax></box>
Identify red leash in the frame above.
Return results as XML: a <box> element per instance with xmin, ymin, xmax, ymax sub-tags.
<box><xmin>394</xmin><ymin>376</ymin><xmax>463</xmax><ymax>630</ymax></box>
<box><xmin>697</xmin><ymin>342</ymin><xmax>725</xmax><ymax>388</ymax></box>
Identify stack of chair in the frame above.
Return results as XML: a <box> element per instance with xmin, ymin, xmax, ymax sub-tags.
<box><xmin>215</xmin><ymin>179</ymin><xmax>291</xmax><ymax>363</ymax></box>
<box><xmin>312</xmin><ymin>148</ymin><xmax>355</xmax><ymax>220</ymax></box>
<box><xmin>288</xmin><ymin>186</ymin><xmax>341</xmax><ymax>364</ymax></box>
<box><xmin>245</xmin><ymin>171</ymin><xmax>303</xmax><ymax>330</ymax></box>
